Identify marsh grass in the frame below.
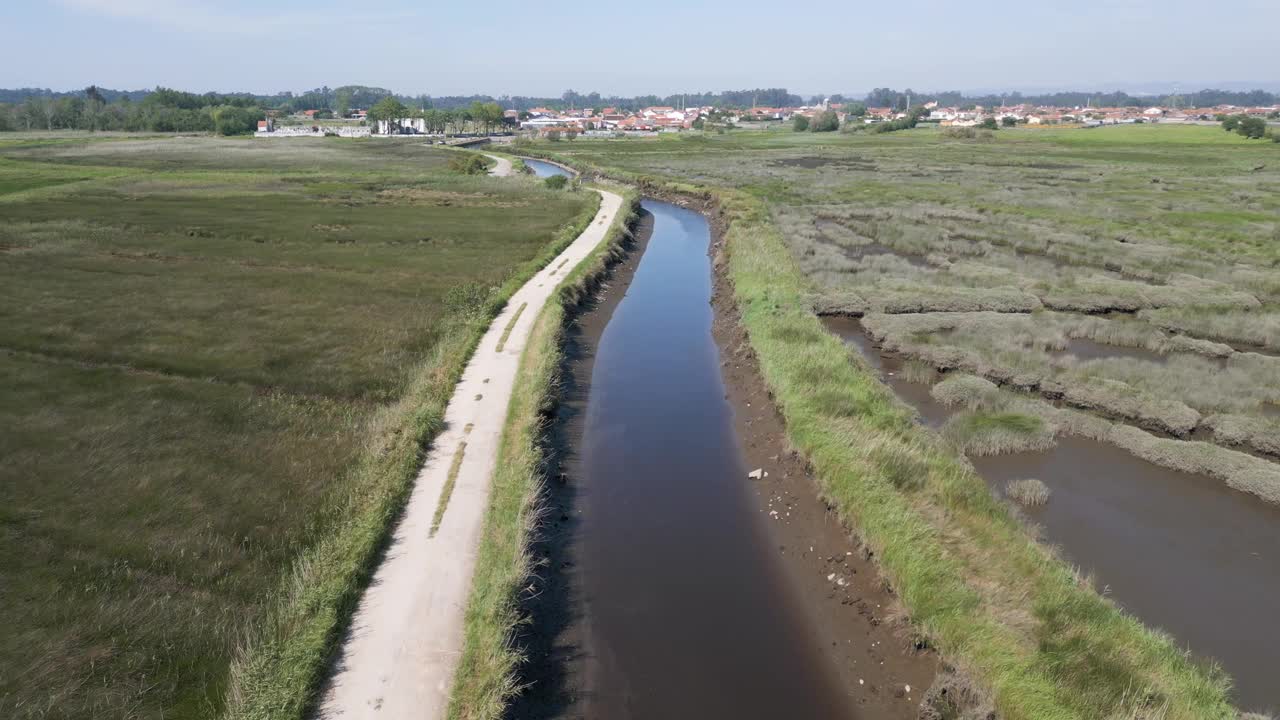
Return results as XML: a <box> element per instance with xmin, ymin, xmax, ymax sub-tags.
<box><xmin>0</xmin><ymin>136</ymin><xmax>597</xmax><ymax>720</ymax></box>
<box><xmin>943</xmin><ymin>411</ymin><xmax>1056</xmax><ymax>456</ymax></box>
<box><xmin>1006</xmin><ymin>479</ymin><xmax>1051</xmax><ymax>507</ymax></box>
<box><xmin>698</xmin><ymin>183</ymin><xmax>1236</xmax><ymax>719</ymax></box>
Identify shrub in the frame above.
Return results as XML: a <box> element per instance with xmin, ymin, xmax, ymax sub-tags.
<box><xmin>979</xmin><ymin>118</ymin><xmax>998</xmax><ymax>130</ymax></box>
<box><xmin>1006</xmin><ymin>478</ymin><xmax>1051</xmax><ymax>506</ymax></box>
<box><xmin>543</xmin><ymin>174</ymin><xmax>568</xmax><ymax>190</ymax></box>
<box><xmin>1236</xmin><ymin>116</ymin><xmax>1267</xmax><ymax>140</ymax></box>
<box><xmin>448</xmin><ymin>153</ymin><xmax>489</xmax><ymax>175</ymax></box>
<box><xmin>810</xmin><ymin>110</ymin><xmax>840</xmax><ymax>132</ymax></box>
<box><xmin>1001</xmin><ymin>116</ymin><xmax>1017</xmax><ymax>127</ymax></box>
<box><xmin>792</xmin><ymin>115</ymin><xmax>810</xmax><ymax>132</ymax></box>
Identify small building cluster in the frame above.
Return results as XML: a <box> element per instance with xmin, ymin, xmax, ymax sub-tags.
<box><xmin>518</xmin><ymin>106</ymin><xmax>710</xmax><ymax>136</ymax></box>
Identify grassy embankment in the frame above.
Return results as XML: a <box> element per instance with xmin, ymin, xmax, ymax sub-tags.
<box><xmin>0</xmin><ymin>136</ymin><xmax>596</xmax><ymax>719</ymax></box>
<box><xmin>443</xmin><ymin>186</ymin><xmax>638</xmax><ymax>720</ymax></box>
<box><xmin>515</xmin><ymin>131</ymin><xmax>1245</xmax><ymax>717</ymax></box>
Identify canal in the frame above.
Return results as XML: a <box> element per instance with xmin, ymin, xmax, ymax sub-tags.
<box><xmin>519</xmin><ymin>199</ymin><xmax>858</xmax><ymax>719</ymax></box>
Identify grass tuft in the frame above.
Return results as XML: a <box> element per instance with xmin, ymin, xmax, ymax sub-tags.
<box><xmin>943</xmin><ymin>411</ymin><xmax>1056</xmax><ymax>456</ymax></box>
<box><xmin>1006</xmin><ymin>479</ymin><xmax>1051</xmax><ymax>506</ymax></box>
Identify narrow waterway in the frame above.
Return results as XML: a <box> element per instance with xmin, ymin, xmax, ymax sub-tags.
<box><xmin>524</xmin><ymin>157</ymin><xmax>574</xmax><ymax>178</ymax></box>
<box><xmin>822</xmin><ymin>316</ymin><xmax>1280</xmax><ymax>713</ymax></box>
<box><xmin>537</xmin><ymin>200</ymin><xmax>857</xmax><ymax>719</ymax></box>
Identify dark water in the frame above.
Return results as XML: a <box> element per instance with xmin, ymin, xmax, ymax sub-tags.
<box><xmin>524</xmin><ymin>158</ymin><xmax>574</xmax><ymax>178</ymax></box>
<box><xmin>821</xmin><ymin>315</ymin><xmax>1280</xmax><ymax>713</ymax></box>
<box><xmin>572</xmin><ymin>200</ymin><xmax>855</xmax><ymax>719</ymax></box>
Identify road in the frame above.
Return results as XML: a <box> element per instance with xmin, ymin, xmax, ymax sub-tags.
<box><xmin>483</xmin><ymin>153</ymin><xmax>512</xmax><ymax>177</ymax></box>
<box><xmin>317</xmin><ymin>184</ymin><xmax>622</xmax><ymax>720</ymax></box>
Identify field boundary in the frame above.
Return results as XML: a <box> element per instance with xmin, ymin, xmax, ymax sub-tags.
<box><xmin>221</xmin><ymin>190</ymin><xmax>602</xmax><ymax>720</ymax></box>
<box><xmin>510</xmin><ymin>150</ymin><xmax>1240</xmax><ymax>719</ymax></box>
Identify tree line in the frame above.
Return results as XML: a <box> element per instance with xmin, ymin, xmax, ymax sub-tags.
<box><xmin>366</xmin><ymin>97</ymin><xmax>508</xmax><ymax>134</ymax></box>
<box><xmin>0</xmin><ymin>86</ymin><xmax>264</xmax><ymax>134</ymax></box>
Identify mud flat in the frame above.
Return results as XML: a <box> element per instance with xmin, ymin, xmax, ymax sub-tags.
<box><xmin>511</xmin><ymin>201</ymin><xmax>934</xmax><ymax>719</ymax></box>
<box><xmin>823</xmin><ymin>316</ymin><xmax>1280</xmax><ymax>713</ymax></box>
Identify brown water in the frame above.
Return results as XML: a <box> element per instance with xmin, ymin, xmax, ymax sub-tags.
<box><xmin>556</xmin><ymin>201</ymin><xmax>856</xmax><ymax>719</ymax></box>
<box><xmin>1050</xmin><ymin>336</ymin><xmax>1169</xmax><ymax>364</ymax></box>
<box><xmin>822</xmin><ymin>315</ymin><xmax>1280</xmax><ymax>713</ymax></box>
<box><xmin>822</xmin><ymin>315</ymin><xmax>950</xmax><ymax>427</ymax></box>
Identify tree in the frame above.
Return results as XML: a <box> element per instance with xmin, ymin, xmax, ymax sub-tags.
<box><xmin>544</xmin><ymin>174</ymin><xmax>568</xmax><ymax>190</ymax></box>
<box><xmin>212</xmin><ymin>105</ymin><xmax>263</xmax><ymax>135</ymax></box>
<box><xmin>546</xmin><ymin>129</ymin><xmax>561</xmax><ymax>142</ymax></box>
<box><xmin>979</xmin><ymin>117</ymin><xmax>998</xmax><ymax>130</ymax></box>
<box><xmin>1236</xmin><ymin>116</ymin><xmax>1267</xmax><ymax>139</ymax></box>
<box><xmin>1221</xmin><ymin>115</ymin><xmax>1242</xmax><ymax>132</ymax></box>
<box><xmin>844</xmin><ymin>102</ymin><xmax>867</xmax><ymax>117</ymax></box>
<box><xmin>1001</xmin><ymin>116</ymin><xmax>1017</xmax><ymax>127</ymax></box>
<box><xmin>368</xmin><ymin>97</ymin><xmax>408</xmax><ymax>129</ymax></box>
<box><xmin>792</xmin><ymin>115</ymin><xmax>809</xmax><ymax>132</ymax></box>
<box><xmin>810</xmin><ymin>110</ymin><xmax>840</xmax><ymax>132</ymax></box>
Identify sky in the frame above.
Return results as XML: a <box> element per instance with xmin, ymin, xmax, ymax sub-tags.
<box><xmin>4</xmin><ymin>0</ymin><xmax>1278</xmax><ymax>97</ymax></box>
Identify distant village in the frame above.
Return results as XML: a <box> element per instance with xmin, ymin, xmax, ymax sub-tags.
<box><xmin>255</xmin><ymin>99</ymin><xmax>1280</xmax><ymax>138</ymax></box>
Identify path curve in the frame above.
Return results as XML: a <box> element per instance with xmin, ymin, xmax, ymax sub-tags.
<box><xmin>483</xmin><ymin>153</ymin><xmax>513</xmax><ymax>177</ymax></box>
<box><xmin>318</xmin><ymin>185</ymin><xmax>622</xmax><ymax>720</ymax></box>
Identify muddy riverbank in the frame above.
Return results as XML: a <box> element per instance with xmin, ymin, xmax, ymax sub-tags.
<box><xmin>507</xmin><ymin>200</ymin><xmax>936</xmax><ymax>719</ymax></box>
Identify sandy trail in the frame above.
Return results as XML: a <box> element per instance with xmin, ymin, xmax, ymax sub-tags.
<box><xmin>483</xmin><ymin>153</ymin><xmax>513</xmax><ymax>177</ymax></box>
<box><xmin>318</xmin><ymin>186</ymin><xmax>622</xmax><ymax>719</ymax></box>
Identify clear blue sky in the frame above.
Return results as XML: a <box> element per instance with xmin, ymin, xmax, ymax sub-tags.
<box><xmin>4</xmin><ymin>0</ymin><xmax>1278</xmax><ymax>96</ymax></box>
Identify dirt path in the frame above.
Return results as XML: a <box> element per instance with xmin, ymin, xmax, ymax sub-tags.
<box><xmin>483</xmin><ymin>153</ymin><xmax>513</xmax><ymax>177</ymax></box>
<box><xmin>317</xmin><ymin>187</ymin><xmax>623</xmax><ymax>720</ymax></box>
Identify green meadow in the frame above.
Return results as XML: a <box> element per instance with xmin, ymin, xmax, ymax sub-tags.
<box><xmin>0</xmin><ymin>136</ymin><xmax>593</xmax><ymax>718</ymax></box>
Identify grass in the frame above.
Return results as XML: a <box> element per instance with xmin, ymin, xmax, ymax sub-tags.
<box><xmin>0</xmin><ymin>136</ymin><xmax>596</xmax><ymax>719</ymax></box>
<box><xmin>1006</xmin><ymin>479</ymin><xmax>1051</xmax><ymax>507</ymax></box>
<box><xmin>530</xmin><ymin>130</ymin><xmax>1250</xmax><ymax>717</ymax></box>
<box><xmin>445</xmin><ymin>187</ymin><xmax>639</xmax><ymax>720</ymax></box>
<box><xmin>863</xmin><ymin>310</ymin><xmax>1280</xmax><ymax>449</ymax></box>
<box><xmin>494</xmin><ymin>302</ymin><xmax>528</xmax><ymax>353</ymax></box>
<box><xmin>431</xmin><ymin>441</ymin><xmax>469</xmax><ymax>538</ymax></box>
<box><xmin>942</xmin><ymin>411</ymin><xmax>1056</xmax><ymax>456</ymax></box>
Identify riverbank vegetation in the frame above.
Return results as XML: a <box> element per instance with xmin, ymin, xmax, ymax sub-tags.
<box><xmin>525</xmin><ymin>123</ymin><xmax>1278</xmax><ymax>717</ymax></box>
<box><xmin>0</xmin><ymin>136</ymin><xmax>595</xmax><ymax>719</ymax></box>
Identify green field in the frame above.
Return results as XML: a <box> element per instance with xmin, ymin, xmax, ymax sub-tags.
<box><xmin>0</xmin><ymin>136</ymin><xmax>593</xmax><ymax>718</ymax></box>
<box><xmin>528</xmin><ymin>124</ymin><xmax>1280</xmax><ymax>719</ymax></box>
